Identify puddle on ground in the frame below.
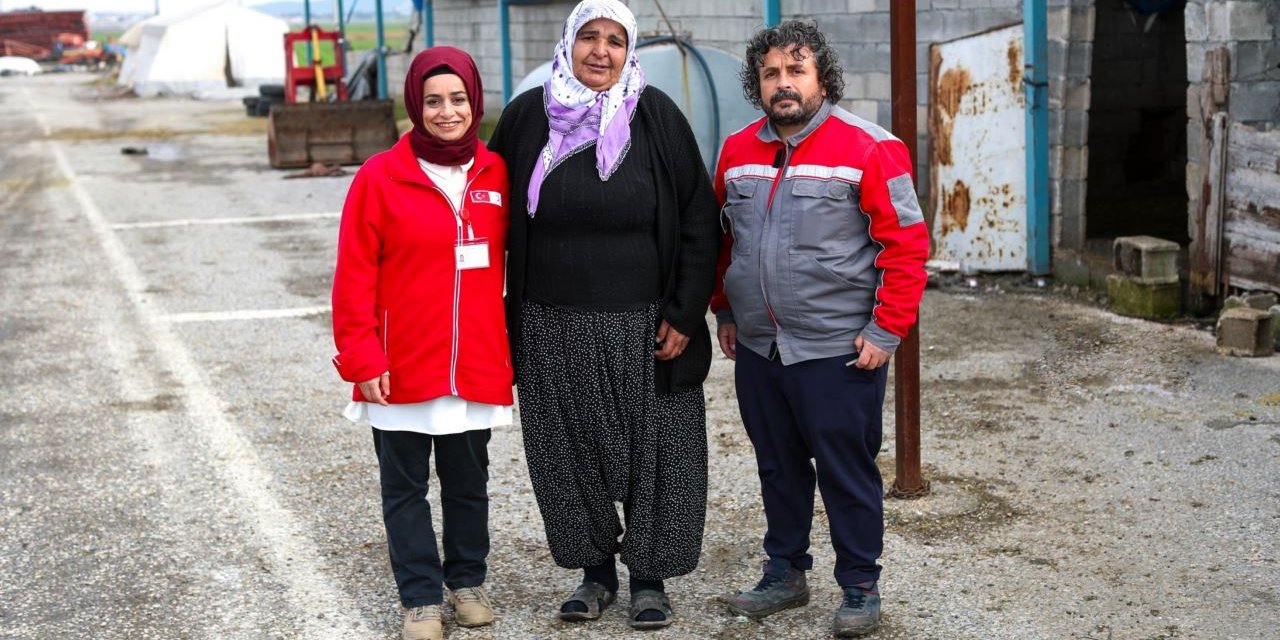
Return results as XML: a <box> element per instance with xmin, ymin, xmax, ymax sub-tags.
<box><xmin>143</xmin><ymin>143</ymin><xmax>183</xmax><ymax>161</ymax></box>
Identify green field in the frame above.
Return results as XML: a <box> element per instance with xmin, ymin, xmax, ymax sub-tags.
<box><xmin>292</xmin><ymin>20</ymin><xmax>410</xmax><ymax>65</ymax></box>
<box><xmin>91</xmin><ymin>20</ymin><xmax>409</xmax><ymax>60</ymax></box>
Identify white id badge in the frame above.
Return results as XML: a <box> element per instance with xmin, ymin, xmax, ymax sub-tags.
<box><xmin>455</xmin><ymin>238</ymin><xmax>490</xmax><ymax>270</ymax></box>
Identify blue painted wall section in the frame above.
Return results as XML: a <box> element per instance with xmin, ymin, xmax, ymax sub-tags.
<box><xmin>1023</xmin><ymin>0</ymin><xmax>1050</xmax><ymax>275</ymax></box>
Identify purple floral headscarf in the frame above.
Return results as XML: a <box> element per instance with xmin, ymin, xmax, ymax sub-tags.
<box><xmin>526</xmin><ymin>0</ymin><xmax>646</xmax><ymax>216</ymax></box>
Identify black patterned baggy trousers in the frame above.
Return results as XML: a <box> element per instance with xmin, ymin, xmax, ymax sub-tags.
<box><xmin>516</xmin><ymin>300</ymin><xmax>707</xmax><ymax>580</ymax></box>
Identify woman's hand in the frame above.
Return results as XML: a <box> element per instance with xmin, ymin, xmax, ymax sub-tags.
<box><xmin>358</xmin><ymin>372</ymin><xmax>391</xmax><ymax>405</ymax></box>
<box><xmin>653</xmin><ymin>320</ymin><xmax>689</xmax><ymax>361</ymax></box>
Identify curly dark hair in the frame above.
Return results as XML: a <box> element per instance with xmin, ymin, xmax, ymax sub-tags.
<box><xmin>739</xmin><ymin>20</ymin><xmax>844</xmax><ymax>109</ymax></box>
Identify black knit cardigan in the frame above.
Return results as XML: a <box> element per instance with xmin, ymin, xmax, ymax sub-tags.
<box><xmin>487</xmin><ymin>86</ymin><xmax>721</xmax><ymax>394</ymax></box>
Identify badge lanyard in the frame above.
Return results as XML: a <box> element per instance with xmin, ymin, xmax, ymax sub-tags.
<box><xmin>455</xmin><ymin>208</ymin><xmax>489</xmax><ymax>270</ymax></box>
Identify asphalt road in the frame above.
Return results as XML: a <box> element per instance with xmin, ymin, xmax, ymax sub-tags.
<box><xmin>2</xmin><ymin>74</ymin><xmax>1278</xmax><ymax>640</ymax></box>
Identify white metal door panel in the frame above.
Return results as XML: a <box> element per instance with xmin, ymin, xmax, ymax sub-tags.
<box><xmin>928</xmin><ymin>24</ymin><xmax>1027</xmax><ymax>272</ymax></box>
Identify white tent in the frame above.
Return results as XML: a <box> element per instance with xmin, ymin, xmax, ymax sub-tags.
<box><xmin>0</xmin><ymin>56</ymin><xmax>41</xmax><ymax>76</ymax></box>
<box><xmin>118</xmin><ymin>2</ymin><xmax>287</xmax><ymax>97</ymax></box>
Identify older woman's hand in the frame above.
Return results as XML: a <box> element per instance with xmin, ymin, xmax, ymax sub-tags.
<box><xmin>653</xmin><ymin>320</ymin><xmax>689</xmax><ymax>361</ymax></box>
<box><xmin>358</xmin><ymin>372</ymin><xmax>391</xmax><ymax>405</ymax></box>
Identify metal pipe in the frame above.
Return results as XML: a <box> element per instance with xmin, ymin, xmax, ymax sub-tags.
<box><xmin>763</xmin><ymin>0</ymin><xmax>781</xmax><ymax>27</ymax></box>
<box><xmin>1024</xmin><ymin>0</ymin><xmax>1050</xmax><ymax>275</ymax></box>
<box><xmin>336</xmin><ymin>0</ymin><xmax>346</xmax><ymax>71</ymax></box>
<box><xmin>304</xmin><ymin>0</ymin><xmax>313</xmax><ymax>65</ymax></box>
<box><xmin>499</xmin><ymin>0</ymin><xmax>512</xmax><ymax>103</ymax></box>
<box><xmin>889</xmin><ymin>0</ymin><xmax>928</xmax><ymax>499</ymax></box>
<box><xmin>374</xmin><ymin>0</ymin><xmax>387</xmax><ymax>99</ymax></box>
<box><xmin>423</xmin><ymin>0</ymin><xmax>434</xmax><ymax>48</ymax></box>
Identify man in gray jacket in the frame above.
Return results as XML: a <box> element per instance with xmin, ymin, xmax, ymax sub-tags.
<box><xmin>710</xmin><ymin>21</ymin><xmax>929</xmax><ymax>638</ymax></box>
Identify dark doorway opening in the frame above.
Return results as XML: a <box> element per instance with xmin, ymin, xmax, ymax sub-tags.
<box><xmin>1085</xmin><ymin>1</ymin><xmax>1188</xmax><ymax>245</ymax></box>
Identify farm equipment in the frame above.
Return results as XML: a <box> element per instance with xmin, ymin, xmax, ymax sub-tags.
<box><xmin>0</xmin><ymin>9</ymin><xmax>87</xmax><ymax>61</ymax></box>
<box><xmin>266</xmin><ymin>24</ymin><xmax>397</xmax><ymax>169</ymax></box>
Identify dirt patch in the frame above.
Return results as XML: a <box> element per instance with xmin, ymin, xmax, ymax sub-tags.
<box><xmin>285</xmin><ymin>271</ymin><xmax>333</xmax><ymax>299</ymax></box>
<box><xmin>110</xmin><ymin>393</ymin><xmax>181</xmax><ymax>413</ymax></box>
<box><xmin>49</xmin><ymin>127</ymin><xmax>185</xmax><ymax>142</ymax></box>
<box><xmin>883</xmin><ymin>470</ymin><xmax>1022</xmax><ymax>542</ymax></box>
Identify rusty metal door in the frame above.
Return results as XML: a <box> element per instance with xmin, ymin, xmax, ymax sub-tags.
<box><xmin>929</xmin><ymin>24</ymin><xmax>1027</xmax><ymax>272</ymax></box>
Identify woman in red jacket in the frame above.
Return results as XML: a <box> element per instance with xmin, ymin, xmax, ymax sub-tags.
<box><xmin>330</xmin><ymin>47</ymin><xmax>511</xmax><ymax>640</ymax></box>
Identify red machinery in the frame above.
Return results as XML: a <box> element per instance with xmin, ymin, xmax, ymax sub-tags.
<box><xmin>267</xmin><ymin>24</ymin><xmax>397</xmax><ymax>169</ymax></box>
<box><xmin>0</xmin><ymin>10</ymin><xmax>87</xmax><ymax>61</ymax></box>
<box><xmin>283</xmin><ymin>25</ymin><xmax>347</xmax><ymax>103</ymax></box>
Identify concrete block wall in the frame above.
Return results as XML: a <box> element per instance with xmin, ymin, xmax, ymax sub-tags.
<box><xmin>402</xmin><ymin>0</ymin><xmax>1097</xmax><ymax>257</ymax></box>
<box><xmin>1046</xmin><ymin>0</ymin><xmax>1095</xmax><ymax>251</ymax></box>
<box><xmin>1184</xmin><ymin>0</ymin><xmax>1280</xmax><ymax>235</ymax></box>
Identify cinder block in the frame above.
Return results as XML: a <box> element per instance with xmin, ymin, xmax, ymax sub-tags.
<box><xmin>1233</xmin><ymin>41</ymin><xmax>1279</xmax><ymax>81</ymax></box>
<box><xmin>1185</xmin><ymin>3</ymin><xmax>1208</xmax><ymax>42</ymax></box>
<box><xmin>1228</xmin><ymin>81</ymin><xmax>1280</xmax><ymax>125</ymax></box>
<box><xmin>1216</xmin><ymin>307</ymin><xmax>1275</xmax><ymax>357</ymax></box>
<box><xmin>1108</xmin><ymin>275</ymin><xmax>1181</xmax><ymax>320</ymax></box>
<box><xmin>1243</xmin><ymin>292</ymin><xmax>1278</xmax><ymax>310</ymax></box>
<box><xmin>1113</xmin><ymin>236</ymin><xmax>1181</xmax><ymax>284</ymax></box>
<box><xmin>1225</xmin><ymin>1</ymin><xmax>1274</xmax><ymax>41</ymax></box>
<box><xmin>1271</xmin><ymin>305</ymin><xmax>1280</xmax><ymax>349</ymax></box>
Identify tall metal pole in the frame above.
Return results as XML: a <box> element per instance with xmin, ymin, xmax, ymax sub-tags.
<box><xmin>763</xmin><ymin>0</ymin><xmax>781</xmax><ymax>27</ymax></box>
<box><xmin>1024</xmin><ymin>0</ymin><xmax>1050</xmax><ymax>275</ymax></box>
<box><xmin>374</xmin><ymin>0</ymin><xmax>388</xmax><ymax>100</ymax></box>
<box><xmin>423</xmin><ymin>0</ymin><xmax>434</xmax><ymax>49</ymax></box>
<box><xmin>499</xmin><ymin>0</ymin><xmax>512</xmax><ymax>103</ymax></box>
<box><xmin>889</xmin><ymin>0</ymin><xmax>928</xmax><ymax>499</ymax></box>
<box><xmin>336</xmin><ymin>0</ymin><xmax>346</xmax><ymax>64</ymax></box>
<box><xmin>304</xmin><ymin>0</ymin><xmax>313</xmax><ymax>64</ymax></box>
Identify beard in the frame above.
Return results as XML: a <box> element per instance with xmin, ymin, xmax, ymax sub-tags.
<box><xmin>766</xmin><ymin>89</ymin><xmax>824</xmax><ymax>127</ymax></box>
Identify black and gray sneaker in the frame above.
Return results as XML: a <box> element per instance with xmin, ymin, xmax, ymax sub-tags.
<box><xmin>833</xmin><ymin>581</ymin><xmax>881</xmax><ymax>637</ymax></box>
<box><xmin>724</xmin><ymin>558</ymin><xmax>810</xmax><ymax>619</ymax></box>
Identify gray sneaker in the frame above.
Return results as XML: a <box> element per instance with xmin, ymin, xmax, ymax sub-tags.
<box><xmin>833</xmin><ymin>582</ymin><xmax>881</xmax><ymax>637</ymax></box>
<box><xmin>724</xmin><ymin>558</ymin><xmax>810</xmax><ymax>619</ymax></box>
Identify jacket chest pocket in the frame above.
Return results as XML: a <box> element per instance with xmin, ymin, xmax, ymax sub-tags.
<box><xmin>788</xmin><ymin>178</ymin><xmax>859</xmax><ymax>253</ymax></box>
<box><xmin>722</xmin><ymin>179</ymin><xmax>762</xmax><ymax>256</ymax></box>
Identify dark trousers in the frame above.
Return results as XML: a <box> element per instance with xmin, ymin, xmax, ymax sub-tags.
<box><xmin>372</xmin><ymin>427</ymin><xmax>490</xmax><ymax>607</ymax></box>
<box><xmin>735</xmin><ymin>343</ymin><xmax>887</xmax><ymax>586</ymax></box>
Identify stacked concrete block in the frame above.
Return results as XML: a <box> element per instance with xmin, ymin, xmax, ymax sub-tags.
<box><xmin>1113</xmin><ymin>236</ymin><xmax>1180</xmax><ymax>285</ymax></box>
<box><xmin>1106</xmin><ymin>236</ymin><xmax>1181</xmax><ymax>320</ymax></box>
<box><xmin>1216</xmin><ymin>307</ymin><xmax>1275</xmax><ymax>357</ymax></box>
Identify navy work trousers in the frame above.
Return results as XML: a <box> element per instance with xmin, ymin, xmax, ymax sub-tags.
<box><xmin>735</xmin><ymin>343</ymin><xmax>887</xmax><ymax>586</ymax></box>
<box><xmin>372</xmin><ymin>427</ymin><xmax>490</xmax><ymax>607</ymax></box>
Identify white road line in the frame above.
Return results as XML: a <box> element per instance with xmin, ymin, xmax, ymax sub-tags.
<box><xmin>35</xmin><ymin>101</ymin><xmax>374</xmax><ymax>639</ymax></box>
<box><xmin>113</xmin><ymin>212</ymin><xmax>341</xmax><ymax>230</ymax></box>
<box><xmin>161</xmin><ymin>305</ymin><xmax>331</xmax><ymax>323</ymax></box>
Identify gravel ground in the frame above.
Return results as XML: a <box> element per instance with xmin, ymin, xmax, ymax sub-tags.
<box><xmin>1</xmin><ymin>73</ymin><xmax>1277</xmax><ymax>640</ymax></box>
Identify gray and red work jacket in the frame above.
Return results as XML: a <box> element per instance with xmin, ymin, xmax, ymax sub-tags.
<box><xmin>709</xmin><ymin>100</ymin><xmax>930</xmax><ymax>365</ymax></box>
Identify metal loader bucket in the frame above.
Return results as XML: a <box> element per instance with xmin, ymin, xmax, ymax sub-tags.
<box><xmin>267</xmin><ymin>100</ymin><xmax>399</xmax><ymax>169</ymax></box>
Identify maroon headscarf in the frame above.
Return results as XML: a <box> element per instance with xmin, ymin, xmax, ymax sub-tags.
<box><xmin>403</xmin><ymin>46</ymin><xmax>484</xmax><ymax>166</ymax></box>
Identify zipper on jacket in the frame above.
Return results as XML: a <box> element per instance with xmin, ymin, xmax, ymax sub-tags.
<box><xmin>425</xmin><ymin>166</ymin><xmax>486</xmax><ymax>397</ymax></box>
<box><xmin>760</xmin><ymin>143</ymin><xmax>790</xmax><ymax>334</ymax></box>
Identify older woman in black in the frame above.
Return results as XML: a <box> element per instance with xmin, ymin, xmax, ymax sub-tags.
<box><xmin>486</xmin><ymin>0</ymin><xmax>719</xmax><ymax>630</ymax></box>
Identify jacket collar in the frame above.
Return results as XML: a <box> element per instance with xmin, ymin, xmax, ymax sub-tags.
<box><xmin>756</xmin><ymin>99</ymin><xmax>833</xmax><ymax>146</ymax></box>
<box><xmin>385</xmin><ymin>134</ymin><xmax>496</xmax><ymax>186</ymax></box>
